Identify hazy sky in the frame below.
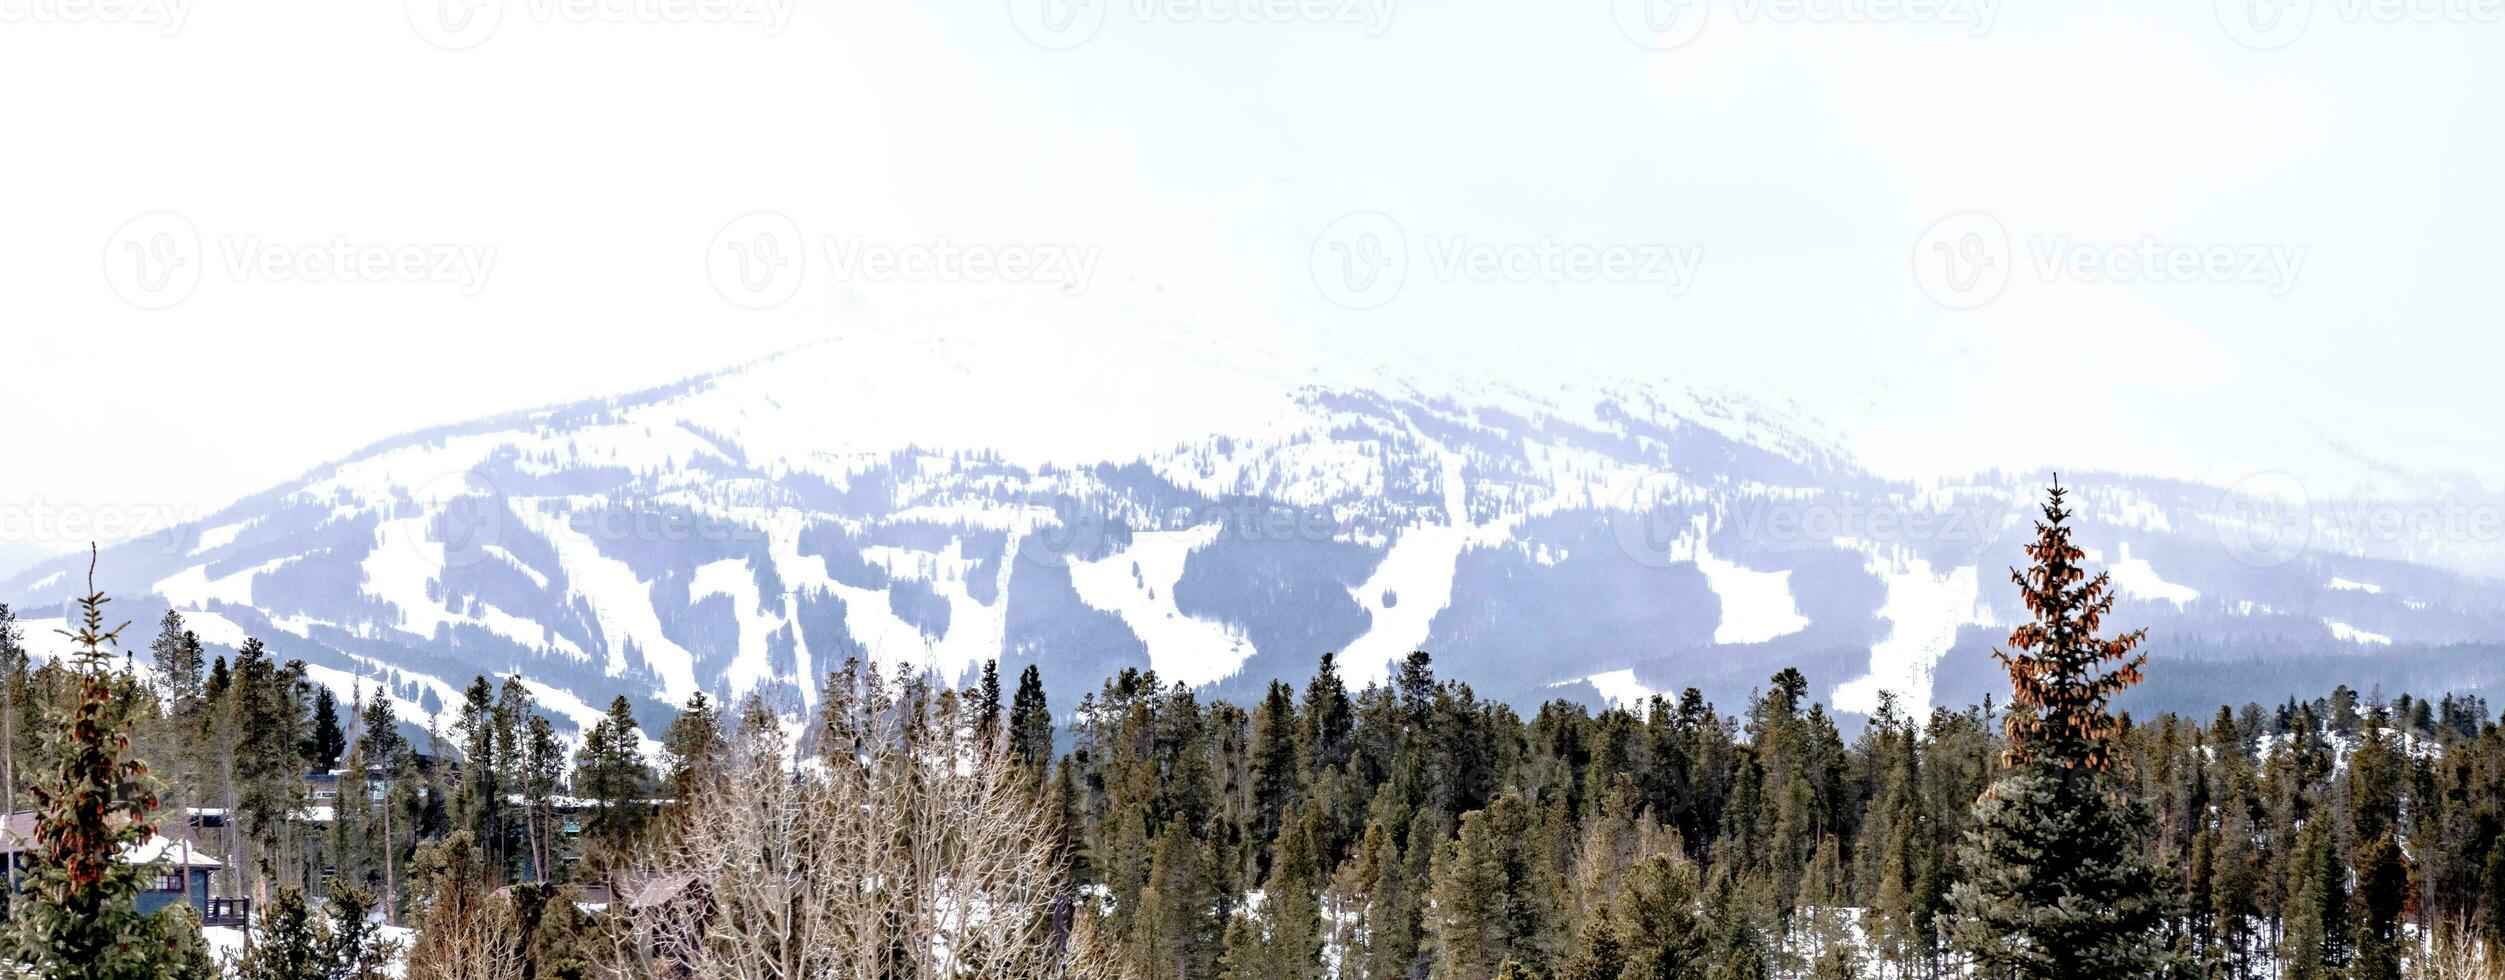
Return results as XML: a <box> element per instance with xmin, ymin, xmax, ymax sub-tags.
<box><xmin>4</xmin><ymin>0</ymin><xmax>2500</xmax><ymax>561</ymax></box>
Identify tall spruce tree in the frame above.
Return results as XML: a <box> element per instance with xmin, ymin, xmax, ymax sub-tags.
<box><xmin>4</xmin><ymin>556</ymin><xmax>193</xmax><ymax>977</ymax></box>
<box><xmin>1010</xmin><ymin>664</ymin><xmax>1054</xmax><ymax>771</ymax></box>
<box><xmin>1947</xmin><ymin>481</ymin><xmax>2175</xmax><ymax>979</ymax></box>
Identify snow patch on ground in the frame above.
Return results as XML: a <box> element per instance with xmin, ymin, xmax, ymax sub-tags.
<box><xmin>512</xmin><ymin>504</ymin><xmax>701</xmax><ymax>701</ymax></box>
<box><xmin>1833</xmin><ymin>546</ymin><xmax>1984</xmax><ymax>718</ymax></box>
<box><xmin>1569</xmin><ymin>669</ymin><xmax>1658</xmax><ymax>710</ymax></box>
<box><xmin>2108</xmin><ymin>543</ymin><xmax>2199</xmax><ymax>607</ymax></box>
<box><xmin>693</xmin><ymin>558</ymin><xmax>782</xmax><ymax>700</ymax></box>
<box><xmin>190</xmin><ymin>520</ymin><xmax>253</xmax><ymax>555</ymax></box>
<box><xmin>2325</xmin><ymin>619</ymin><xmax>2393</xmax><ymax>646</ymax></box>
<box><xmin>154</xmin><ymin>557</ymin><xmax>293</xmax><ymax>608</ymax></box>
<box><xmin>1691</xmin><ymin>541</ymin><xmax>1808</xmax><ymax>645</ymax></box>
<box><xmin>1339</xmin><ymin>445</ymin><xmax>1517</xmax><ymax>688</ymax></box>
<box><xmin>360</xmin><ymin>518</ymin><xmax>586</xmax><ymax>661</ymax></box>
<box><xmin>2329</xmin><ymin>576</ymin><xmax>2383</xmax><ymax>594</ymax></box>
<box><xmin>1068</xmin><ymin>523</ymin><xmax>1254</xmax><ymax>687</ymax></box>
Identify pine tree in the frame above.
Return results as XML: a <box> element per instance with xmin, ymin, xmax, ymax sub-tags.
<box><xmin>2351</xmin><ymin>831</ymin><xmax>2406</xmax><ymax>980</ymax></box>
<box><xmin>235</xmin><ymin>887</ymin><xmax>330</xmax><ymax>980</ymax></box>
<box><xmin>1137</xmin><ymin>817</ymin><xmax>1224</xmax><ymax>980</ymax></box>
<box><xmin>1947</xmin><ymin>481</ymin><xmax>2174</xmax><ymax>980</ymax></box>
<box><xmin>1430</xmin><ymin>794</ymin><xmax>1560</xmax><ymax>980</ymax></box>
<box><xmin>146</xmin><ymin>610</ymin><xmax>205</xmax><ymax>710</ymax></box>
<box><xmin>656</xmin><ymin>689</ymin><xmax>726</xmax><ymax>806</ymax></box>
<box><xmin>1250</xmin><ymin>680</ymin><xmax>1303</xmax><ymax>857</ymax></box>
<box><xmin>976</xmin><ymin>659</ymin><xmax>1005</xmax><ymax>740</ymax></box>
<box><xmin>304</xmin><ymin>685</ymin><xmax>345</xmax><ymax>772</ymax></box>
<box><xmin>1612</xmin><ymin>852</ymin><xmax>1709</xmax><ymax>980</ymax></box>
<box><xmin>573</xmin><ymin>696</ymin><xmax>651</xmax><ymax>854</ymax></box>
<box><xmin>0</xmin><ymin>601</ymin><xmax>24</xmax><ymax>842</ymax></box>
<box><xmin>5</xmin><ymin>559</ymin><xmax>191</xmax><ymax>977</ymax></box>
<box><xmin>1556</xmin><ymin>915</ymin><xmax>1625</xmax><ymax>980</ymax></box>
<box><xmin>520</xmin><ymin>712</ymin><xmax>563</xmax><ymax>883</ymax></box>
<box><xmin>1011</xmin><ymin>664</ymin><xmax>1054</xmax><ymax>771</ymax></box>
<box><xmin>228</xmin><ymin>636</ymin><xmax>308</xmax><ymax>900</ymax></box>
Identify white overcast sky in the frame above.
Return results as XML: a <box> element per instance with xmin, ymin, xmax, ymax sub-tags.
<box><xmin>2</xmin><ymin>0</ymin><xmax>2500</xmax><ymax>561</ymax></box>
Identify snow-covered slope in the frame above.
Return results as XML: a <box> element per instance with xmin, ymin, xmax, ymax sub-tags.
<box><xmin>9</xmin><ymin>335</ymin><xmax>2504</xmax><ymax>735</ymax></box>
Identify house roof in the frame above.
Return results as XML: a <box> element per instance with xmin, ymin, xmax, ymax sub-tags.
<box><xmin>0</xmin><ymin>812</ymin><xmax>225</xmax><ymax>869</ymax></box>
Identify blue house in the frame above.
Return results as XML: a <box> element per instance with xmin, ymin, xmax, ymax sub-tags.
<box><xmin>1</xmin><ymin>811</ymin><xmax>229</xmax><ymax>921</ymax></box>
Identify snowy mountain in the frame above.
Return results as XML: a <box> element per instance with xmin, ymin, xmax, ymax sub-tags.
<box><xmin>8</xmin><ymin>332</ymin><xmax>2504</xmax><ymax>740</ymax></box>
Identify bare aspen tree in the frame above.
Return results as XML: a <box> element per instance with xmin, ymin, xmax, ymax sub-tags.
<box><xmin>592</xmin><ymin>660</ymin><xmax>1132</xmax><ymax>980</ymax></box>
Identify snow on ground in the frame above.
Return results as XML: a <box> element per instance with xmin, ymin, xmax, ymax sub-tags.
<box><xmin>1338</xmin><ymin>445</ymin><xmax>1517</xmax><ymax>689</ymax></box>
<box><xmin>1068</xmin><ymin>523</ymin><xmax>1255</xmax><ymax>688</ymax></box>
<box><xmin>190</xmin><ymin>520</ymin><xmax>253</xmax><ymax>555</ymax></box>
<box><xmin>2108</xmin><ymin>542</ymin><xmax>2199</xmax><ymax>607</ymax></box>
<box><xmin>361</xmin><ymin>518</ymin><xmax>587</xmax><ymax>661</ymax></box>
<box><xmin>155</xmin><ymin>556</ymin><xmax>295</xmax><ymax>608</ymax></box>
<box><xmin>2325</xmin><ymin>619</ymin><xmax>2394</xmax><ymax>646</ymax></box>
<box><xmin>1571</xmin><ymin>669</ymin><xmax>1659</xmax><ymax>710</ymax></box>
<box><xmin>766</xmin><ymin>517</ymin><xmax>1014</xmax><ymax>691</ymax></box>
<box><xmin>1833</xmin><ymin>546</ymin><xmax>1984</xmax><ymax>718</ymax></box>
<box><xmin>301</xmin><ymin>661</ymin><xmax>457</xmax><ymax>732</ymax></box>
<box><xmin>693</xmin><ymin>558</ymin><xmax>784</xmax><ymax>701</ymax></box>
<box><xmin>1691</xmin><ymin>541</ymin><xmax>1808</xmax><ymax>645</ymax></box>
<box><xmin>511</xmin><ymin>503</ymin><xmax>700</xmax><ymax>701</ymax></box>
<box><xmin>2329</xmin><ymin>576</ymin><xmax>2383</xmax><ymax>594</ymax></box>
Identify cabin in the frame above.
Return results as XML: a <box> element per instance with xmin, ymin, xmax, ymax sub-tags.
<box><xmin>0</xmin><ymin>812</ymin><xmax>232</xmax><ymax>922</ymax></box>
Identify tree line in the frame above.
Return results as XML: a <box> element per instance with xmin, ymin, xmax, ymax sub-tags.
<box><xmin>0</xmin><ymin>485</ymin><xmax>2499</xmax><ymax>978</ymax></box>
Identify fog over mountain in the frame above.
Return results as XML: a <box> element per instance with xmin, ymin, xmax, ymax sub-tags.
<box><xmin>6</xmin><ymin>326</ymin><xmax>2500</xmax><ymax>741</ymax></box>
